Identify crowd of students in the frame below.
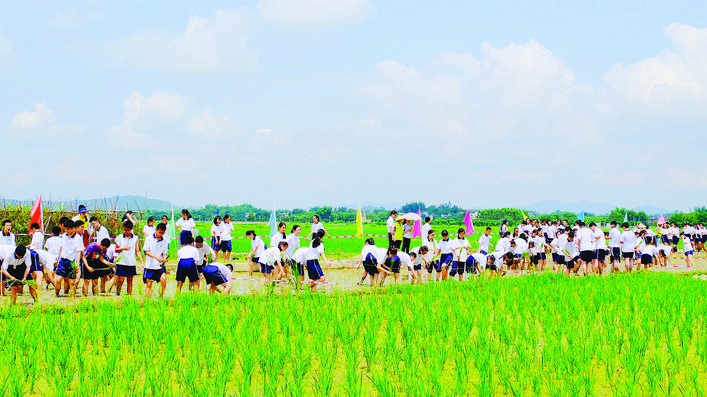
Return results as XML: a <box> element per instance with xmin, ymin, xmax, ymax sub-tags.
<box><xmin>0</xmin><ymin>206</ymin><xmax>703</xmax><ymax>303</ymax></box>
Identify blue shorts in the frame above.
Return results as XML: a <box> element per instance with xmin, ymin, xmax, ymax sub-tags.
<box><xmin>176</xmin><ymin>258</ymin><xmax>199</xmax><ymax>283</ymax></box>
<box><xmin>56</xmin><ymin>258</ymin><xmax>75</xmax><ymax>278</ymax></box>
<box><xmin>115</xmin><ymin>264</ymin><xmax>137</xmax><ymax>278</ymax></box>
<box><xmin>179</xmin><ymin>230</ymin><xmax>192</xmax><ymax>246</ymax></box>
<box><xmin>220</xmin><ymin>240</ymin><xmax>232</xmax><ymax>252</ymax></box>
<box><xmin>203</xmin><ymin>265</ymin><xmax>229</xmax><ymax>286</ymax></box>
<box><xmin>385</xmin><ymin>257</ymin><xmax>401</xmax><ymax>274</ymax></box>
<box><xmin>427</xmin><ymin>259</ymin><xmax>440</xmax><ymax>273</ymax></box>
<box><xmin>292</xmin><ymin>261</ymin><xmax>305</xmax><ymax>277</ymax></box>
<box><xmin>6</xmin><ymin>265</ymin><xmax>31</xmax><ymax>287</ymax></box>
<box><xmin>143</xmin><ymin>268</ymin><xmax>166</xmax><ymax>283</ymax></box>
<box><xmin>362</xmin><ymin>253</ymin><xmax>379</xmax><ymax>276</ymax></box>
<box><xmin>440</xmin><ymin>253</ymin><xmax>453</xmax><ymax>269</ymax></box>
<box><xmin>29</xmin><ymin>250</ymin><xmax>43</xmax><ymax>273</ymax></box>
<box><xmin>465</xmin><ymin>256</ymin><xmax>477</xmax><ymax>274</ymax></box>
<box><xmin>259</xmin><ymin>262</ymin><xmax>273</xmax><ymax>274</ymax></box>
<box><xmin>539</xmin><ymin>252</ymin><xmax>547</xmax><ymax>260</ymax></box>
<box><xmin>596</xmin><ymin>249</ymin><xmax>607</xmax><ymax>262</ymax></box>
<box><xmin>611</xmin><ymin>247</ymin><xmax>621</xmax><ymax>262</ymax></box>
<box><xmin>211</xmin><ymin>239</ymin><xmax>221</xmax><ymax>251</ymax></box>
<box><xmin>661</xmin><ymin>235</ymin><xmax>669</xmax><ymax>244</ymax></box>
<box><xmin>672</xmin><ymin>237</ymin><xmax>679</xmax><ymax>245</ymax></box>
<box><xmin>480</xmin><ymin>250</ymin><xmax>488</xmax><ymax>255</ymax></box>
<box><xmin>306</xmin><ymin>259</ymin><xmax>324</xmax><ymax>280</ymax></box>
<box><xmin>685</xmin><ymin>250</ymin><xmax>694</xmax><ymax>256</ymax></box>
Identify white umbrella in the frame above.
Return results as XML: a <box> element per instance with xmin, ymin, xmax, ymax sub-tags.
<box><xmin>397</xmin><ymin>213</ymin><xmax>421</xmax><ymax>222</ymax></box>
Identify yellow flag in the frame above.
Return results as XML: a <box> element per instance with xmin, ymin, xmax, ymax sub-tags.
<box><xmin>522</xmin><ymin>210</ymin><xmax>528</xmax><ymax>220</ymax></box>
<box><xmin>356</xmin><ymin>206</ymin><xmax>363</xmax><ymax>237</ymax></box>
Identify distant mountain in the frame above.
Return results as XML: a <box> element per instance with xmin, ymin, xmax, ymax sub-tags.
<box><xmin>1</xmin><ymin>195</ymin><xmax>174</xmax><ymax>212</ymax></box>
<box><xmin>631</xmin><ymin>205</ymin><xmax>672</xmax><ymax>216</ymax></box>
<box><xmin>357</xmin><ymin>201</ymin><xmax>403</xmax><ymax>212</ymax></box>
<box><xmin>525</xmin><ymin>200</ymin><xmax>616</xmax><ymax>215</ymax></box>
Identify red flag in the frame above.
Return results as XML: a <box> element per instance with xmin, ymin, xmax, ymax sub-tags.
<box><xmin>29</xmin><ymin>196</ymin><xmax>43</xmax><ymax>232</ymax></box>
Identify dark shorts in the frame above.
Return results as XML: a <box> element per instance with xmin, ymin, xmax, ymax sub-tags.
<box><xmin>259</xmin><ymin>262</ymin><xmax>273</xmax><ymax>274</ymax></box>
<box><xmin>115</xmin><ymin>264</ymin><xmax>137</xmax><ymax>278</ymax></box>
<box><xmin>580</xmin><ymin>250</ymin><xmax>595</xmax><ymax>263</ymax></box>
<box><xmin>386</xmin><ymin>258</ymin><xmax>401</xmax><ymax>274</ymax></box>
<box><xmin>611</xmin><ymin>247</ymin><xmax>621</xmax><ymax>262</ymax></box>
<box><xmin>622</xmin><ymin>251</ymin><xmax>634</xmax><ymax>259</ymax></box>
<box><xmin>487</xmin><ymin>264</ymin><xmax>497</xmax><ymax>271</ymax></box>
<box><xmin>362</xmin><ymin>257</ymin><xmax>379</xmax><ymax>276</ymax></box>
<box><xmin>551</xmin><ymin>253</ymin><xmax>559</xmax><ymax>263</ymax></box>
<box><xmin>539</xmin><ymin>252</ymin><xmax>546</xmax><ymax>260</ymax></box>
<box><xmin>645</xmin><ymin>236</ymin><xmax>653</xmax><ymax>245</ymax></box>
<box><xmin>220</xmin><ymin>240</ymin><xmax>232</xmax><ymax>252</ymax></box>
<box><xmin>211</xmin><ymin>239</ymin><xmax>221</xmax><ymax>251</ymax></box>
<box><xmin>55</xmin><ymin>258</ymin><xmax>76</xmax><ymax>278</ymax></box>
<box><xmin>672</xmin><ymin>236</ymin><xmax>679</xmax><ymax>245</ymax></box>
<box><xmin>426</xmin><ymin>259</ymin><xmax>440</xmax><ymax>273</ymax></box>
<box><xmin>413</xmin><ymin>264</ymin><xmax>422</xmax><ymax>271</ymax></box>
<box><xmin>640</xmin><ymin>254</ymin><xmax>653</xmax><ymax>265</ymax></box>
<box><xmin>202</xmin><ymin>265</ymin><xmax>228</xmax><ymax>286</ymax></box>
<box><xmin>6</xmin><ymin>265</ymin><xmax>31</xmax><ymax>287</ymax></box>
<box><xmin>81</xmin><ymin>262</ymin><xmax>98</xmax><ymax>280</ymax></box>
<box><xmin>661</xmin><ymin>235</ymin><xmax>669</xmax><ymax>244</ymax></box>
<box><xmin>566</xmin><ymin>257</ymin><xmax>578</xmax><ymax>269</ymax></box>
<box><xmin>556</xmin><ymin>256</ymin><xmax>566</xmax><ymax>265</ymax></box>
<box><xmin>176</xmin><ymin>258</ymin><xmax>199</xmax><ymax>283</ymax></box>
<box><xmin>306</xmin><ymin>259</ymin><xmax>324</xmax><ymax>281</ymax></box>
<box><xmin>29</xmin><ymin>251</ymin><xmax>42</xmax><ymax>273</ymax></box>
<box><xmin>465</xmin><ymin>257</ymin><xmax>477</xmax><ymax>274</ymax></box>
<box><xmin>179</xmin><ymin>230</ymin><xmax>192</xmax><ymax>246</ymax></box>
<box><xmin>143</xmin><ymin>268</ymin><xmax>166</xmax><ymax>283</ymax></box>
<box><xmin>93</xmin><ymin>260</ymin><xmax>114</xmax><ymax>278</ymax></box>
<box><xmin>292</xmin><ymin>261</ymin><xmax>305</xmax><ymax>277</ymax></box>
<box><xmin>596</xmin><ymin>249</ymin><xmax>607</xmax><ymax>262</ymax></box>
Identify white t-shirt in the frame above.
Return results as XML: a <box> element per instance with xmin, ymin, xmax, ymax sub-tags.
<box><xmin>114</xmin><ymin>233</ymin><xmax>140</xmax><ymax>266</ymax></box>
<box><xmin>563</xmin><ymin>238</ymin><xmax>578</xmax><ymax>259</ymax></box>
<box><xmin>452</xmin><ymin>237</ymin><xmax>471</xmax><ymax>261</ymax></box>
<box><xmin>608</xmin><ymin>228</ymin><xmax>621</xmax><ymax>248</ymax></box>
<box><xmin>683</xmin><ymin>236</ymin><xmax>693</xmax><ymax>252</ymax></box>
<box><xmin>212</xmin><ymin>262</ymin><xmax>232</xmax><ymax>282</ymax></box>
<box><xmin>306</xmin><ymin>243</ymin><xmax>324</xmax><ymax>261</ymax></box>
<box><xmin>386</xmin><ymin>217</ymin><xmax>396</xmax><ymax>234</ymax></box>
<box><xmin>0</xmin><ymin>231</ymin><xmax>16</xmax><ymax>246</ymax></box>
<box><xmin>578</xmin><ymin>227</ymin><xmax>595</xmax><ymax>252</ymax></box>
<box><xmin>620</xmin><ymin>230</ymin><xmax>637</xmax><ymax>253</ymax></box>
<box><xmin>2</xmin><ymin>251</ymin><xmax>30</xmax><ymax>270</ymax></box>
<box><xmin>640</xmin><ymin>244</ymin><xmax>657</xmax><ymax>256</ymax></box>
<box><xmin>176</xmin><ymin>218</ymin><xmax>195</xmax><ymax>233</ymax></box>
<box><xmin>514</xmin><ymin>239</ymin><xmax>528</xmax><ymax>255</ymax></box>
<box><xmin>410</xmin><ymin>247</ymin><xmax>423</xmax><ymax>266</ymax></box>
<box><xmin>143</xmin><ymin>234</ymin><xmax>169</xmax><ymax>270</ymax></box>
<box><xmin>293</xmin><ymin>247</ymin><xmax>309</xmax><ymax>264</ymax></box>
<box><xmin>422</xmin><ymin>238</ymin><xmax>438</xmax><ymax>262</ymax></box>
<box><xmin>210</xmin><ymin>224</ymin><xmax>221</xmax><ymax>242</ymax></box>
<box><xmin>403</xmin><ymin>224</ymin><xmax>412</xmax><ymax>238</ymax></box>
<box><xmin>220</xmin><ymin>222</ymin><xmax>234</xmax><ymax>241</ymax></box>
<box><xmin>285</xmin><ymin>233</ymin><xmax>300</xmax><ymax>259</ymax></box>
<box><xmin>30</xmin><ymin>231</ymin><xmax>44</xmax><ymax>251</ymax></box>
<box><xmin>311</xmin><ymin>222</ymin><xmax>326</xmax><ymax>237</ymax></box>
<box><xmin>251</xmin><ymin>236</ymin><xmax>265</xmax><ymax>257</ymax></box>
<box><xmin>398</xmin><ymin>252</ymin><xmax>412</xmax><ymax>267</ymax></box>
<box><xmin>373</xmin><ymin>247</ymin><xmax>388</xmax><ymax>264</ymax></box>
<box><xmin>421</xmin><ymin>223</ymin><xmax>432</xmax><ymax>241</ymax></box>
<box><xmin>259</xmin><ymin>247</ymin><xmax>284</xmax><ymax>266</ymax></box>
<box><xmin>495</xmin><ymin>237</ymin><xmax>510</xmax><ymax>254</ymax></box>
<box><xmin>471</xmin><ymin>253</ymin><xmax>487</xmax><ymax>269</ymax></box>
<box><xmin>270</xmin><ymin>233</ymin><xmax>287</xmax><ymax>251</ymax></box>
<box><xmin>60</xmin><ymin>233</ymin><xmax>84</xmax><ymax>261</ymax></box>
<box><xmin>177</xmin><ymin>245</ymin><xmax>199</xmax><ymax>264</ymax></box>
<box><xmin>143</xmin><ymin>225</ymin><xmax>156</xmax><ymax>239</ymax></box>
<box><xmin>197</xmin><ymin>244</ymin><xmax>216</xmax><ymax>267</ymax></box>
<box><xmin>45</xmin><ymin>236</ymin><xmax>62</xmax><ymax>257</ymax></box>
<box><xmin>478</xmin><ymin>234</ymin><xmax>491</xmax><ymax>252</ymax></box>
<box><xmin>438</xmin><ymin>239</ymin><xmax>453</xmax><ymax>255</ymax></box>
<box><xmin>593</xmin><ymin>229</ymin><xmax>608</xmax><ymax>250</ymax></box>
<box><xmin>95</xmin><ymin>225</ymin><xmax>110</xmax><ymax>243</ymax></box>
<box><xmin>658</xmin><ymin>245</ymin><xmax>672</xmax><ymax>256</ymax></box>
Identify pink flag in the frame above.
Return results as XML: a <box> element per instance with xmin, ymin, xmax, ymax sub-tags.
<box><xmin>657</xmin><ymin>214</ymin><xmax>665</xmax><ymax>225</ymax></box>
<box><xmin>412</xmin><ymin>207</ymin><xmax>422</xmax><ymax>238</ymax></box>
<box><xmin>464</xmin><ymin>210</ymin><xmax>475</xmax><ymax>234</ymax></box>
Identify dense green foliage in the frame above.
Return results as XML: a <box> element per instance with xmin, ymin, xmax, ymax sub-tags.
<box><xmin>0</xmin><ymin>273</ymin><xmax>706</xmax><ymax>396</ymax></box>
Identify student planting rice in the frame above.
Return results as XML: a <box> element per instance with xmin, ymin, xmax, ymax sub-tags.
<box><xmin>409</xmin><ymin>246</ymin><xmax>428</xmax><ymax>284</ymax></box>
<box><xmin>421</xmin><ymin>230</ymin><xmax>439</xmax><ymax>282</ymax></box>
<box><xmin>175</xmin><ymin>236</ymin><xmax>200</xmax><ymax>292</ymax></box>
<box><xmin>451</xmin><ymin>228</ymin><xmax>471</xmax><ymax>281</ymax></box>
<box><xmin>176</xmin><ymin>209</ymin><xmax>195</xmax><ymax>247</ymax></box>
<box><xmin>620</xmin><ymin>223</ymin><xmax>638</xmax><ymax>272</ymax></box>
<box><xmin>195</xmin><ymin>236</ymin><xmax>216</xmax><ymax>276</ymax></box>
<box><xmin>478</xmin><ymin>227</ymin><xmax>493</xmax><ymax>255</ymax></box>
<box><xmin>284</xmin><ymin>224</ymin><xmax>302</xmax><ymax>278</ymax></box>
<box><xmin>202</xmin><ymin>262</ymin><xmax>233</xmax><ymax>294</ymax></box>
<box><xmin>54</xmin><ymin>220</ymin><xmax>85</xmax><ymax>297</ymax></box>
<box><xmin>143</xmin><ymin>223</ymin><xmax>169</xmax><ymax>298</ymax></box>
<box><xmin>379</xmin><ymin>247</ymin><xmax>401</xmax><ymax>285</ymax></box>
<box><xmin>562</xmin><ymin>231</ymin><xmax>580</xmax><ymax>276</ymax></box>
<box><xmin>291</xmin><ymin>246</ymin><xmax>310</xmax><ymax>283</ymax></box>
<box><xmin>1</xmin><ymin>246</ymin><xmax>38</xmax><ymax>304</ymax></box>
<box><xmin>110</xmin><ymin>220</ymin><xmax>143</xmax><ymax>296</ymax></box>
<box><xmin>306</xmin><ymin>230</ymin><xmax>331</xmax><ymax>290</ymax></box>
<box><xmin>219</xmin><ymin>214</ymin><xmax>234</xmax><ymax>262</ymax></box>
<box><xmin>245</xmin><ymin>230</ymin><xmax>266</xmax><ymax>276</ymax></box>
<box><xmin>81</xmin><ymin>238</ymin><xmax>112</xmax><ymax>297</ymax></box>
<box><xmin>437</xmin><ymin>230</ymin><xmax>453</xmax><ymax>281</ymax></box>
<box><xmin>258</xmin><ymin>241</ymin><xmax>288</xmax><ymax>282</ymax></box>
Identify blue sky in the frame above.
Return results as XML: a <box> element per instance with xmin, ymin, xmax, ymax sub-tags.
<box><xmin>2</xmin><ymin>1</ymin><xmax>707</xmax><ymax>211</ymax></box>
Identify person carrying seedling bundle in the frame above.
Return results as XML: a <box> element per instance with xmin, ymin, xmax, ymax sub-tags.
<box><xmin>176</xmin><ymin>236</ymin><xmax>200</xmax><ymax>292</ymax></box>
<box><xmin>2</xmin><ymin>246</ymin><xmax>38</xmax><ymax>304</ymax></box>
<box><xmin>397</xmin><ymin>250</ymin><xmax>417</xmax><ymax>284</ymax></box>
<box><xmin>195</xmin><ymin>236</ymin><xmax>216</xmax><ymax>277</ymax></box>
<box><xmin>259</xmin><ymin>241</ymin><xmax>288</xmax><ymax>283</ymax></box>
<box><xmin>451</xmin><ymin>228</ymin><xmax>472</xmax><ymax>281</ymax></box>
<box><xmin>143</xmin><ymin>223</ymin><xmax>169</xmax><ymax>298</ymax></box>
<box><xmin>409</xmin><ymin>246</ymin><xmax>428</xmax><ymax>284</ymax></box>
<box><xmin>54</xmin><ymin>220</ymin><xmax>85</xmax><ymax>297</ymax></box>
<box><xmin>82</xmin><ymin>238</ymin><xmax>112</xmax><ymax>297</ymax></box>
<box><xmin>109</xmin><ymin>220</ymin><xmax>143</xmax><ymax>296</ymax></box>
<box><xmin>306</xmin><ymin>229</ymin><xmax>331</xmax><ymax>291</ymax></box>
<box><xmin>245</xmin><ymin>230</ymin><xmax>266</xmax><ymax>276</ymax></box>
<box><xmin>284</xmin><ymin>225</ymin><xmax>302</xmax><ymax>279</ymax></box>
<box><xmin>202</xmin><ymin>262</ymin><xmax>234</xmax><ymax>294</ymax></box>
<box><xmin>421</xmin><ymin>230</ymin><xmax>439</xmax><ymax>283</ymax></box>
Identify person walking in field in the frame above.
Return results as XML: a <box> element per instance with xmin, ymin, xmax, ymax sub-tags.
<box><xmin>143</xmin><ymin>223</ymin><xmax>169</xmax><ymax>298</ymax></box>
<box><xmin>245</xmin><ymin>230</ymin><xmax>266</xmax><ymax>276</ymax></box>
<box><xmin>210</xmin><ymin>216</ymin><xmax>222</xmax><ymax>260</ymax></box>
<box><xmin>285</xmin><ymin>225</ymin><xmax>302</xmax><ymax>279</ymax></box>
<box><xmin>176</xmin><ymin>236</ymin><xmax>200</xmax><ymax>292</ymax></box>
<box><xmin>620</xmin><ymin>223</ymin><xmax>637</xmax><ymax>272</ymax></box>
<box><xmin>2</xmin><ymin>246</ymin><xmax>38</xmax><ymax>304</ymax></box>
<box><xmin>220</xmin><ymin>214</ymin><xmax>235</xmax><ymax>262</ymax></box>
<box><xmin>176</xmin><ymin>209</ymin><xmax>195</xmax><ymax>247</ymax></box>
<box><xmin>310</xmin><ymin>215</ymin><xmax>330</xmax><ymax>239</ymax></box>
<box><xmin>681</xmin><ymin>232</ymin><xmax>695</xmax><ymax>267</ymax></box>
<box><xmin>111</xmin><ymin>220</ymin><xmax>143</xmax><ymax>296</ymax></box>
<box><xmin>306</xmin><ymin>230</ymin><xmax>331</xmax><ymax>291</ymax></box>
<box><xmin>478</xmin><ymin>227</ymin><xmax>493</xmax><ymax>255</ymax></box>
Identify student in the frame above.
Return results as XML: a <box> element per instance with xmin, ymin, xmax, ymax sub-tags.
<box><xmin>310</xmin><ymin>215</ymin><xmax>331</xmax><ymax>239</ymax></box>
<box><xmin>176</xmin><ymin>236</ymin><xmax>200</xmax><ymax>292</ymax></box>
<box><xmin>72</xmin><ymin>206</ymin><xmax>91</xmax><ymax>248</ymax></box>
<box><xmin>357</xmin><ymin>238</ymin><xmax>379</xmax><ymax>286</ymax></box>
<box><xmin>451</xmin><ymin>228</ymin><xmax>471</xmax><ymax>281</ymax></box>
<box><xmin>112</xmin><ymin>220</ymin><xmax>143</xmax><ymax>295</ymax></box>
<box><xmin>54</xmin><ymin>220</ymin><xmax>85</xmax><ymax>297</ymax></box>
<box><xmin>562</xmin><ymin>231</ymin><xmax>580</xmax><ymax>276</ymax></box>
<box><xmin>142</xmin><ymin>217</ymin><xmax>157</xmax><ymax>247</ymax></box>
<box><xmin>2</xmin><ymin>246</ymin><xmax>38</xmax><ymax>304</ymax></box>
<box><xmin>608</xmin><ymin>221</ymin><xmax>621</xmax><ymax>272</ymax></box>
<box><xmin>57</xmin><ymin>216</ymin><xmax>69</xmax><ymax>236</ymax></box>
<box><xmin>42</xmin><ymin>226</ymin><xmax>63</xmax><ymax>286</ymax></box>
<box><xmin>245</xmin><ymin>230</ymin><xmax>266</xmax><ymax>276</ymax></box>
<box><xmin>386</xmin><ymin>210</ymin><xmax>398</xmax><ymax>248</ymax></box>
<box><xmin>202</xmin><ymin>263</ymin><xmax>234</xmax><ymax>294</ymax></box>
<box><xmin>420</xmin><ymin>217</ymin><xmax>432</xmax><ymax>245</ymax></box>
<box><xmin>142</xmin><ymin>223</ymin><xmax>169</xmax><ymax>298</ymax></box>
<box><xmin>532</xmin><ymin>229</ymin><xmax>547</xmax><ymax>271</ymax></box>
<box><xmin>195</xmin><ymin>236</ymin><xmax>216</xmax><ymax>276</ymax></box>
<box><xmin>175</xmin><ymin>209</ymin><xmax>195</xmax><ymax>247</ymax></box>
<box><xmin>591</xmin><ymin>223</ymin><xmax>608</xmax><ymax>275</ymax></box>
<box><xmin>160</xmin><ymin>215</ymin><xmax>172</xmax><ymax>245</ymax></box>
<box><xmin>259</xmin><ymin>241</ymin><xmax>288</xmax><ymax>282</ymax></box>
<box><xmin>619</xmin><ymin>223</ymin><xmax>637</xmax><ymax>272</ymax></box>
<box><xmin>495</xmin><ymin>232</ymin><xmax>511</xmax><ymax>255</ymax></box>
<box><xmin>500</xmin><ymin>220</ymin><xmax>509</xmax><ymax>236</ymax></box>
<box><xmin>409</xmin><ymin>246</ymin><xmax>428</xmax><ymax>285</ymax></box>
<box><xmin>90</xmin><ymin>217</ymin><xmax>111</xmax><ymax>244</ymax></box>
<box><xmin>94</xmin><ymin>238</ymin><xmax>116</xmax><ymax>294</ymax></box>
<box><xmin>639</xmin><ymin>241</ymin><xmax>658</xmax><ymax>270</ymax></box>
<box><xmin>220</xmin><ymin>214</ymin><xmax>234</xmax><ymax>262</ymax></box>
<box><xmin>577</xmin><ymin>221</ymin><xmax>595</xmax><ymax>275</ymax></box>
<box><xmin>271</xmin><ymin>222</ymin><xmax>288</xmax><ymax>253</ymax></box>
<box><xmin>478</xmin><ymin>227</ymin><xmax>493</xmax><ymax>255</ymax></box>
<box><xmin>380</xmin><ymin>247</ymin><xmax>401</xmax><ymax>285</ymax></box>
<box><xmin>438</xmin><ymin>230</ymin><xmax>454</xmax><ymax>281</ymax></box>
<box><xmin>210</xmin><ymin>216</ymin><xmax>222</xmax><ymax>259</ymax></box>
<box><xmin>401</xmin><ymin>251</ymin><xmax>417</xmax><ymax>284</ymax></box>
<box><xmin>0</xmin><ymin>219</ymin><xmax>15</xmax><ymax>246</ymax></box>
<box><xmin>306</xmin><ymin>230</ymin><xmax>331</xmax><ymax>290</ymax></box>
<box><xmin>292</xmin><ymin>246</ymin><xmax>310</xmax><ymax>283</ymax></box>
<box><xmin>82</xmin><ymin>238</ymin><xmax>112</xmax><ymax>297</ymax></box>
<box><xmin>657</xmin><ymin>244</ymin><xmax>677</xmax><ymax>267</ymax></box>
<box><xmin>421</xmin><ymin>230</ymin><xmax>439</xmax><ymax>282</ymax></box>
<box><xmin>285</xmin><ymin>225</ymin><xmax>302</xmax><ymax>278</ymax></box>
<box><xmin>681</xmin><ymin>232</ymin><xmax>695</xmax><ymax>268</ymax></box>
<box><xmin>28</xmin><ymin>223</ymin><xmax>44</xmax><ymax>251</ymax></box>
<box><xmin>402</xmin><ymin>220</ymin><xmax>412</xmax><ymax>253</ymax></box>
<box><xmin>470</xmin><ymin>252</ymin><xmax>488</xmax><ymax>275</ymax></box>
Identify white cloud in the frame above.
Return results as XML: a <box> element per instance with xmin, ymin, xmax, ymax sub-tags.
<box><xmin>48</xmin><ymin>10</ymin><xmax>103</xmax><ymax>28</ymax></box>
<box><xmin>0</xmin><ymin>36</ymin><xmax>16</xmax><ymax>67</ymax></box>
<box><xmin>187</xmin><ymin>109</ymin><xmax>241</xmax><ymax>139</ymax></box>
<box><xmin>12</xmin><ymin>103</ymin><xmax>55</xmax><ymax>129</ymax></box>
<box><xmin>110</xmin><ymin>7</ymin><xmax>256</xmax><ymax>72</ymax></box>
<box><xmin>604</xmin><ymin>23</ymin><xmax>707</xmax><ymax>109</ymax></box>
<box><xmin>257</xmin><ymin>0</ymin><xmax>375</xmax><ymax>29</ymax></box>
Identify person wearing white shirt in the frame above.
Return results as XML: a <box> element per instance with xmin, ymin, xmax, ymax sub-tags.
<box><xmin>292</xmin><ymin>246</ymin><xmax>310</xmax><ymax>282</ymax></box>
<box><xmin>259</xmin><ymin>242</ymin><xmax>288</xmax><ymax>282</ymax></box>
<box><xmin>209</xmin><ymin>216</ymin><xmax>222</xmax><ymax>259</ymax></box>
<box><xmin>478</xmin><ymin>227</ymin><xmax>493</xmax><ymax>255</ymax></box>
<box><xmin>591</xmin><ymin>223</ymin><xmax>608</xmax><ymax>274</ymax></box>
<box><xmin>202</xmin><ymin>262</ymin><xmax>234</xmax><ymax>294</ymax></box>
<box><xmin>437</xmin><ymin>230</ymin><xmax>454</xmax><ymax>281</ymax></box>
<box><xmin>195</xmin><ymin>236</ymin><xmax>216</xmax><ymax>275</ymax></box>
<box><xmin>619</xmin><ymin>223</ymin><xmax>638</xmax><ymax>271</ymax></box>
<box><xmin>421</xmin><ymin>230</ymin><xmax>439</xmax><ymax>283</ymax></box>
<box><xmin>111</xmin><ymin>220</ymin><xmax>143</xmax><ymax>296</ymax></box>
<box><xmin>28</xmin><ymin>222</ymin><xmax>44</xmax><ymax>251</ymax></box>
<box><xmin>90</xmin><ymin>218</ymin><xmax>111</xmax><ymax>246</ymax></box>
<box><xmin>54</xmin><ymin>220</ymin><xmax>87</xmax><ymax>297</ymax></box>
<box><xmin>554</xmin><ymin>230</ymin><xmax>569</xmax><ymax>273</ymax></box>
<box><xmin>310</xmin><ymin>215</ymin><xmax>330</xmax><ymax>239</ymax></box>
<box><xmin>562</xmin><ymin>231</ymin><xmax>579</xmax><ymax>276</ymax></box>
<box><xmin>220</xmin><ymin>214</ymin><xmax>235</xmax><ymax>261</ymax></box>
<box><xmin>2</xmin><ymin>246</ymin><xmax>37</xmax><ymax>304</ymax></box>
<box><xmin>245</xmin><ymin>231</ymin><xmax>266</xmax><ymax>276</ymax></box>
<box><xmin>175</xmin><ymin>209</ymin><xmax>196</xmax><ymax>247</ymax></box>
<box><xmin>639</xmin><ymin>242</ymin><xmax>658</xmax><ymax>269</ymax></box>
<box><xmin>402</xmin><ymin>220</ymin><xmax>412</xmax><ymax>253</ymax></box>
<box><xmin>670</xmin><ymin>223</ymin><xmax>680</xmax><ymax>246</ymax></box>
<box><xmin>284</xmin><ymin>225</ymin><xmax>302</xmax><ymax>279</ymax></box>
<box><xmin>681</xmin><ymin>233</ymin><xmax>695</xmax><ymax>268</ymax></box>
<box><xmin>657</xmin><ymin>244</ymin><xmax>677</xmax><ymax>267</ymax></box>
<box><xmin>420</xmin><ymin>217</ymin><xmax>432</xmax><ymax>245</ymax></box>
<box><xmin>577</xmin><ymin>222</ymin><xmax>595</xmax><ymax>274</ymax></box>
<box><xmin>176</xmin><ymin>236</ymin><xmax>200</xmax><ymax>292</ymax></box>
<box><xmin>397</xmin><ymin>251</ymin><xmax>415</xmax><ymax>283</ymax></box>
<box><xmin>305</xmin><ymin>230</ymin><xmax>330</xmax><ymax>290</ymax></box>
<box><xmin>451</xmin><ymin>228</ymin><xmax>472</xmax><ymax>280</ymax></box>
<box><xmin>409</xmin><ymin>246</ymin><xmax>429</xmax><ymax>284</ymax></box>
<box><xmin>357</xmin><ymin>238</ymin><xmax>390</xmax><ymax>286</ymax></box>
<box><xmin>141</xmin><ymin>217</ymin><xmax>157</xmax><ymax>249</ymax></box>
<box><xmin>270</xmin><ymin>222</ymin><xmax>288</xmax><ymax>254</ymax></box>
<box><xmin>0</xmin><ymin>220</ymin><xmax>15</xmax><ymax>247</ymax></box>
<box><xmin>607</xmin><ymin>221</ymin><xmax>622</xmax><ymax>271</ymax></box>
<box><xmin>386</xmin><ymin>211</ymin><xmax>398</xmax><ymax>248</ymax></box>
